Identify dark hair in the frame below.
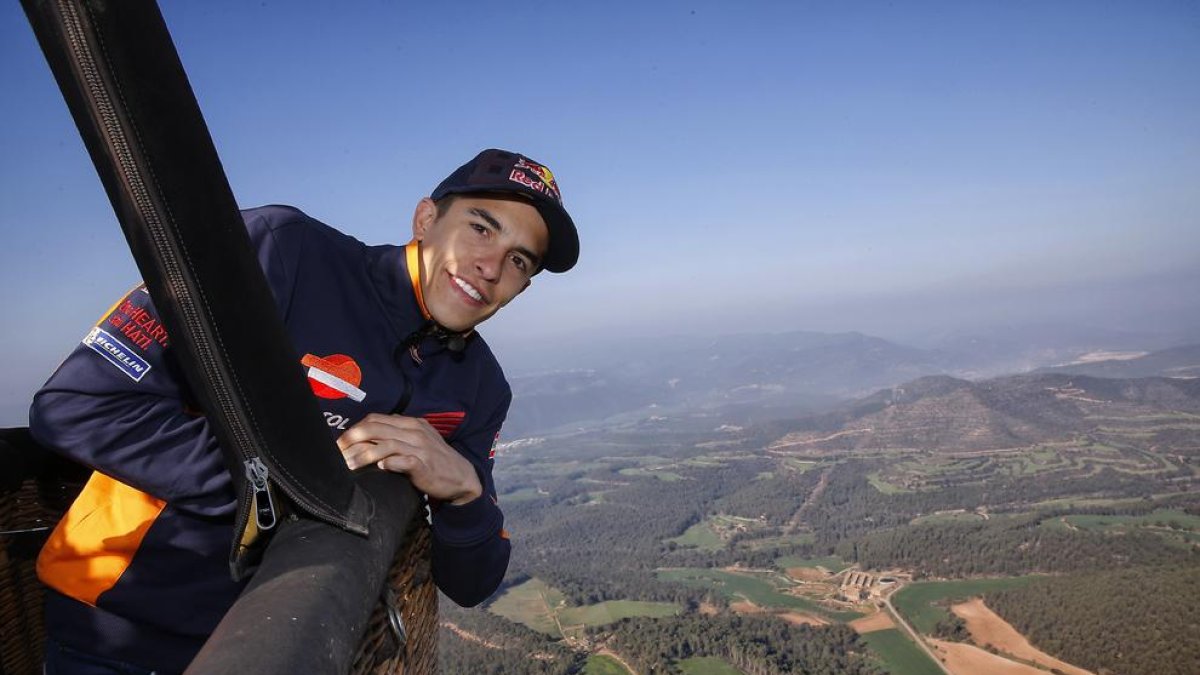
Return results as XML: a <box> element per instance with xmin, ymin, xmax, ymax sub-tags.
<box><xmin>433</xmin><ymin>194</ymin><xmax>458</xmax><ymax>219</ymax></box>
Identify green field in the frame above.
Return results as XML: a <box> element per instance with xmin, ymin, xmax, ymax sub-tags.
<box><xmin>490</xmin><ymin>578</ymin><xmax>680</xmax><ymax>638</ymax></box>
<box><xmin>657</xmin><ymin>568</ymin><xmax>861</xmax><ymax>621</ymax></box>
<box><xmin>488</xmin><ymin>577</ymin><xmax>567</xmax><ymax>635</ymax></box>
<box><xmin>573</xmin><ymin>490</ymin><xmax>611</xmax><ymax>505</ymax></box>
<box><xmin>1039</xmin><ymin>509</ymin><xmax>1200</xmax><ymax>544</ymax></box>
<box><xmin>1065</xmin><ymin>509</ymin><xmax>1200</xmax><ymax>530</ymax></box>
<box><xmin>736</xmin><ymin>532</ymin><xmax>814</xmax><ymax>551</ymax></box>
<box><xmin>1026</xmin><ymin>495</ymin><xmax>1135</xmax><ymax>510</ymax></box>
<box><xmin>676</xmin><ymin>656</ymin><xmax>743</xmax><ymax>674</ymax></box>
<box><xmin>782</xmin><ymin>458</ymin><xmax>821</xmax><ymax>473</ymax></box>
<box><xmin>868</xmin><ymin>472</ymin><xmax>909</xmax><ymax>494</ymax></box>
<box><xmin>619</xmin><ymin>467</ymin><xmax>686</xmax><ymax>481</ymax></box>
<box><xmin>667</xmin><ymin>521</ymin><xmax>726</xmax><ymax>551</ymax></box>
<box><xmin>560</xmin><ymin>600</ymin><xmax>679</xmax><ymax>626</ymax></box>
<box><xmin>892</xmin><ymin>577</ymin><xmax>1038</xmax><ymax>634</ymax></box>
<box><xmin>910</xmin><ymin>510</ymin><xmax>986</xmax><ymax>525</ymax></box>
<box><xmin>776</xmin><ymin>554</ymin><xmax>845</xmax><ymax>572</ymax></box>
<box><xmin>583</xmin><ymin>654</ymin><xmax>632</xmax><ymax>674</ymax></box>
<box><xmin>500</xmin><ymin>486</ymin><xmax>547</xmax><ymax>502</ymax></box>
<box><xmin>862</xmin><ymin>629</ymin><xmax>941</xmax><ymax>675</ymax></box>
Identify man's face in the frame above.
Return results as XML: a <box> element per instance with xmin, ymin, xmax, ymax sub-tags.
<box><xmin>412</xmin><ymin>194</ymin><xmax>549</xmax><ymax>332</ymax></box>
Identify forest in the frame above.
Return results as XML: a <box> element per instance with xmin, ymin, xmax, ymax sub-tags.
<box><xmin>985</xmin><ymin>565</ymin><xmax>1200</xmax><ymax>675</ymax></box>
<box><xmin>599</xmin><ymin>615</ymin><xmax>878</xmax><ymax>675</ymax></box>
<box><xmin>840</xmin><ymin>516</ymin><xmax>1193</xmax><ymax>577</ymax></box>
<box><xmin>439</xmin><ymin>604</ymin><xmax>584</xmax><ymax>675</ymax></box>
<box><xmin>436</xmin><ymin>371</ymin><xmax>1200</xmax><ymax>674</ymax></box>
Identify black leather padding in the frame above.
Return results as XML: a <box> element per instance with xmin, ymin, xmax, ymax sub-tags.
<box><xmin>21</xmin><ymin>0</ymin><xmax>374</xmax><ymax>573</ymax></box>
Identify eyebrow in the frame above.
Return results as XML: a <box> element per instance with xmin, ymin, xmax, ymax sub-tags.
<box><xmin>468</xmin><ymin>207</ymin><xmax>542</xmax><ymax>268</ymax></box>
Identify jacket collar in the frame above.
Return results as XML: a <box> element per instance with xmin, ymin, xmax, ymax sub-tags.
<box><xmin>368</xmin><ymin>241</ymin><xmax>474</xmax><ymax>348</ymax></box>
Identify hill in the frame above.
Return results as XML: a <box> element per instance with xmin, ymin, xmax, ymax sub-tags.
<box><xmin>504</xmin><ymin>330</ymin><xmax>947</xmax><ymax>436</ymax></box>
<box><xmin>770</xmin><ymin>373</ymin><xmax>1200</xmax><ymax>453</ymax></box>
<box><xmin>1035</xmin><ymin>343</ymin><xmax>1200</xmax><ymax>379</ymax></box>
<box><xmin>444</xmin><ymin>368</ymin><xmax>1199</xmax><ymax>674</ymax></box>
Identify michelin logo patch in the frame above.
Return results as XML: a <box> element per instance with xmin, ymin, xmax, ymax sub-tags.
<box><xmin>83</xmin><ymin>327</ymin><xmax>151</xmax><ymax>381</ymax></box>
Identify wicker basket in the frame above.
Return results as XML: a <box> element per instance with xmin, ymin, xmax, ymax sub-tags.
<box><xmin>351</xmin><ymin>516</ymin><xmax>439</xmax><ymax>675</ymax></box>
<box><xmin>1</xmin><ymin>474</ymin><xmax>84</xmax><ymax>675</ymax></box>
<box><xmin>1</xmin><ymin>427</ymin><xmax>438</xmax><ymax>675</ymax></box>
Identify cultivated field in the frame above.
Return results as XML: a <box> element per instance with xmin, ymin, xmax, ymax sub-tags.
<box><xmin>582</xmin><ymin>654</ymin><xmax>632</xmax><ymax>674</ymax></box>
<box><xmin>677</xmin><ymin>656</ymin><xmax>743</xmax><ymax>674</ymax></box>
<box><xmin>849</xmin><ymin>609</ymin><xmax>895</xmax><ymax>633</ymax></box>
<box><xmin>658</xmin><ymin>568</ymin><xmax>861</xmax><ymax>621</ymax></box>
<box><xmin>951</xmin><ymin>598</ymin><xmax>1093</xmax><ymax>675</ymax></box>
<box><xmin>930</xmin><ymin>638</ymin><xmax>1054</xmax><ymax>675</ymax></box>
<box><xmin>892</xmin><ymin>577</ymin><xmax>1038</xmax><ymax>634</ymax></box>
<box><xmin>860</xmin><ymin>628</ymin><xmax>942</xmax><ymax>675</ymax></box>
<box><xmin>490</xmin><ymin>577</ymin><xmax>679</xmax><ymax>639</ymax></box>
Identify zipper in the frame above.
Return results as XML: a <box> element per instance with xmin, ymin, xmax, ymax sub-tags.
<box><xmin>244</xmin><ymin>457</ymin><xmax>277</xmax><ymax>531</ymax></box>
<box><xmin>54</xmin><ymin>0</ymin><xmax>360</xmax><ymax>536</ymax></box>
<box><xmin>391</xmin><ymin>342</ymin><xmax>415</xmax><ymax>414</ymax></box>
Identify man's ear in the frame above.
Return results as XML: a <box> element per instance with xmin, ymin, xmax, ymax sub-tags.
<box><xmin>412</xmin><ymin>197</ymin><xmax>438</xmax><ymax>241</ymax></box>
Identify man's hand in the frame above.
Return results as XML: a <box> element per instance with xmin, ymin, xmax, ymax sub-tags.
<box><xmin>337</xmin><ymin>413</ymin><xmax>483</xmax><ymax>505</ymax></box>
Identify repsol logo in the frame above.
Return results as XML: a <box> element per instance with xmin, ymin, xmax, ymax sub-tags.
<box><xmin>323</xmin><ymin>411</ymin><xmax>353</xmax><ymax>430</ymax></box>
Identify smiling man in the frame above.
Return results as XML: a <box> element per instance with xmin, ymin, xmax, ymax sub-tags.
<box><xmin>30</xmin><ymin>149</ymin><xmax>578</xmax><ymax>674</ymax></box>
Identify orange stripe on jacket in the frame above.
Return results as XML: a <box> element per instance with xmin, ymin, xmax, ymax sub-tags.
<box><xmin>405</xmin><ymin>241</ymin><xmax>431</xmax><ymax>320</ymax></box>
<box><xmin>37</xmin><ymin>472</ymin><xmax>166</xmax><ymax>605</ymax></box>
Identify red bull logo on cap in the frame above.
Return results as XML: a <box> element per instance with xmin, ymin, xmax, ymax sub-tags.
<box><xmin>509</xmin><ymin>157</ymin><xmax>562</xmax><ymax>204</ymax></box>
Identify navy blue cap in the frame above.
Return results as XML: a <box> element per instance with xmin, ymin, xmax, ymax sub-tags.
<box><xmin>431</xmin><ymin>149</ymin><xmax>579</xmax><ymax>273</ymax></box>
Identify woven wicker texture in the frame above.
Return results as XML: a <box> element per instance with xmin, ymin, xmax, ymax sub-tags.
<box><xmin>1</xmin><ymin>478</ymin><xmax>80</xmax><ymax>675</ymax></box>
<box><xmin>351</xmin><ymin>517</ymin><xmax>438</xmax><ymax>675</ymax></box>
<box><xmin>2</xmin><ymin>476</ymin><xmax>439</xmax><ymax>675</ymax></box>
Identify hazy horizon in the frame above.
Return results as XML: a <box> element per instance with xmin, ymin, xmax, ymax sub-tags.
<box><xmin>3</xmin><ymin>1</ymin><xmax>1198</xmax><ymax>425</ymax></box>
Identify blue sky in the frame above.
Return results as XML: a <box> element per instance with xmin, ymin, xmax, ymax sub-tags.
<box><xmin>3</xmin><ymin>1</ymin><xmax>1199</xmax><ymax>422</ymax></box>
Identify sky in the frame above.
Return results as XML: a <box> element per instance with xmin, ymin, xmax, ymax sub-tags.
<box><xmin>2</xmin><ymin>1</ymin><xmax>1199</xmax><ymax>423</ymax></box>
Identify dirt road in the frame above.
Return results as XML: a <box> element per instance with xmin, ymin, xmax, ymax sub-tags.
<box><xmin>883</xmin><ymin>590</ymin><xmax>951</xmax><ymax>675</ymax></box>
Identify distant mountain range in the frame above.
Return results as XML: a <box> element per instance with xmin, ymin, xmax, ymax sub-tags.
<box><xmin>1034</xmin><ymin>343</ymin><xmax>1200</xmax><ymax>379</ymax></box>
<box><xmin>769</xmin><ymin>372</ymin><xmax>1200</xmax><ymax>453</ymax></box>
<box><xmin>503</xmin><ymin>328</ymin><xmax>1200</xmax><ymax>438</ymax></box>
<box><xmin>504</xmin><ymin>331</ymin><xmax>944</xmax><ymax>436</ymax></box>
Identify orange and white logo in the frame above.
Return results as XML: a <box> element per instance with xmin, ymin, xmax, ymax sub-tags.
<box><xmin>301</xmin><ymin>353</ymin><xmax>366</xmax><ymax>401</ymax></box>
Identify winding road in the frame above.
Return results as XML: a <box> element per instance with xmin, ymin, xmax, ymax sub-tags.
<box><xmin>882</xmin><ymin>585</ymin><xmax>951</xmax><ymax>675</ymax></box>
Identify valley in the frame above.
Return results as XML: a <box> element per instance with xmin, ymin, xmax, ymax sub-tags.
<box><xmin>441</xmin><ymin>359</ymin><xmax>1200</xmax><ymax>674</ymax></box>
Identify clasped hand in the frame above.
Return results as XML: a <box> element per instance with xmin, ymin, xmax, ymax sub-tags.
<box><xmin>337</xmin><ymin>413</ymin><xmax>483</xmax><ymax>505</ymax></box>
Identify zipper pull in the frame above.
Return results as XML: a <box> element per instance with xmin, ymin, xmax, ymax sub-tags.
<box><xmin>244</xmin><ymin>457</ymin><xmax>277</xmax><ymax>531</ymax></box>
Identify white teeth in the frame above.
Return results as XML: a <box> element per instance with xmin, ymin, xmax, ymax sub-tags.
<box><xmin>454</xmin><ymin>277</ymin><xmax>483</xmax><ymax>302</ymax></box>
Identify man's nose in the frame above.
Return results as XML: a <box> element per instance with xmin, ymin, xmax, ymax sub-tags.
<box><xmin>474</xmin><ymin>250</ymin><xmax>503</xmax><ymax>282</ymax></box>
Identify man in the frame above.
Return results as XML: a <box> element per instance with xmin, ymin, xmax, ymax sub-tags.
<box><xmin>30</xmin><ymin>149</ymin><xmax>579</xmax><ymax>674</ymax></box>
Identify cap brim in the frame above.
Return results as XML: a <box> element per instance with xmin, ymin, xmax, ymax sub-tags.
<box><xmin>533</xmin><ymin>204</ymin><xmax>578</xmax><ymax>274</ymax></box>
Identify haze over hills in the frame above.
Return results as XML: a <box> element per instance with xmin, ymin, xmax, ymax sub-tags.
<box><xmin>503</xmin><ymin>330</ymin><xmax>941</xmax><ymax>437</ymax></box>
<box><xmin>1034</xmin><ymin>343</ymin><xmax>1200</xmax><ymax>379</ymax></box>
<box><xmin>502</xmin><ymin>326</ymin><xmax>1200</xmax><ymax>438</ymax></box>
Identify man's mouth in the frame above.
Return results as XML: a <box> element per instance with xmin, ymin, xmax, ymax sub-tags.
<box><xmin>453</xmin><ymin>275</ymin><xmax>485</xmax><ymax>304</ymax></box>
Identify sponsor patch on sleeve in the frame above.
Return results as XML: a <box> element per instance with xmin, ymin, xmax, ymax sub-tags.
<box><xmin>101</xmin><ymin>288</ymin><xmax>170</xmax><ymax>353</ymax></box>
<box><xmin>83</xmin><ymin>327</ymin><xmax>152</xmax><ymax>381</ymax></box>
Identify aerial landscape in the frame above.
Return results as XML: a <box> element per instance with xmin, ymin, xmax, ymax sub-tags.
<box><xmin>3</xmin><ymin>2</ymin><xmax>1198</xmax><ymax>674</ymax></box>
<box><xmin>440</xmin><ymin>337</ymin><xmax>1200</xmax><ymax>674</ymax></box>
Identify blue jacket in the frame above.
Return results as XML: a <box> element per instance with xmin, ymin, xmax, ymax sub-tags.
<box><xmin>31</xmin><ymin>205</ymin><xmax>511</xmax><ymax>673</ymax></box>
